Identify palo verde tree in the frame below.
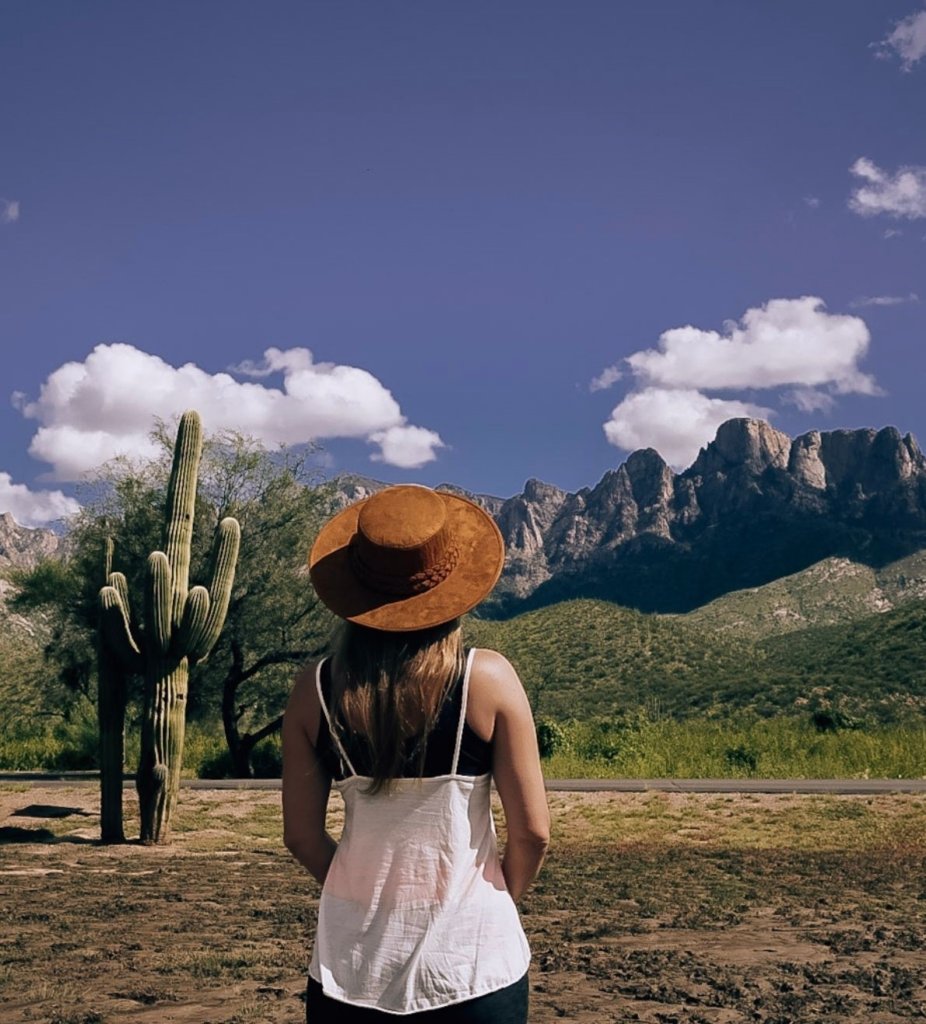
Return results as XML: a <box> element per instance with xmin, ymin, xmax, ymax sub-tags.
<box><xmin>99</xmin><ymin>411</ymin><xmax>240</xmax><ymax>843</ymax></box>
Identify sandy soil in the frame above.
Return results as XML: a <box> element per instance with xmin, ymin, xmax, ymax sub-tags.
<box><xmin>1</xmin><ymin>785</ymin><xmax>925</xmax><ymax>1023</ymax></box>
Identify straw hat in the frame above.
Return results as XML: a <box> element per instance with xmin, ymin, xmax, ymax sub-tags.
<box><xmin>309</xmin><ymin>485</ymin><xmax>505</xmax><ymax>631</ymax></box>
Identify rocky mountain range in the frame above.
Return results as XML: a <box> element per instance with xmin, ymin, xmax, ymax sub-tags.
<box><xmin>333</xmin><ymin>418</ymin><xmax>926</xmax><ymax>616</ymax></box>
<box><xmin>4</xmin><ymin>419</ymin><xmax>926</xmax><ymax>621</ymax></box>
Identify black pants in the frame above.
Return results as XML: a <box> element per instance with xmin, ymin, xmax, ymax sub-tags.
<box><xmin>306</xmin><ymin>973</ymin><xmax>529</xmax><ymax>1023</ymax></box>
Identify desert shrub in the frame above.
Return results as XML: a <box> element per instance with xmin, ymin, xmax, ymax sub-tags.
<box><xmin>806</xmin><ymin>688</ymin><xmax>865</xmax><ymax>733</ymax></box>
<box><xmin>250</xmin><ymin>736</ymin><xmax>283</xmax><ymax>778</ymax></box>
<box><xmin>197</xmin><ymin>748</ymin><xmax>234</xmax><ymax>779</ymax></box>
<box><xmin>723</xmin><ymin>744</ymin><xmax>758</xmax><ymax>773</ymax></box>
<box><xmin>535</xmin><ymin>719</ymin><xmax>567</xmax><ymax>759</ymax></box>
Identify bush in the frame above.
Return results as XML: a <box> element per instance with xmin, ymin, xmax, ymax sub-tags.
<box><xmin>197</xmin><ymin>748</ymin><xmax>234</xmax><ymax>779</ymax></box>
<box><xmin>535</xmin><ymin>719</ymin><xmax>567</xmax><ymax>759</ymax></box>
<box><xmin>251</xmin><ymin>737</ymin><xmax>282</xmax><ymax>778</ymax></box>
<box><xmin>723</xmin><ymin>744</ymin><xmax>758</xmax><ymax>773</ymax></box>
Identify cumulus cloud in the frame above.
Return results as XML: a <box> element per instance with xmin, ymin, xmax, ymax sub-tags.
<box><xmin>18</xmin><ymin>343</ymin><xmax>445</xmax><ymax>479</ymax></box>
<box><xmin>368</xmin><ymin>425</ymin><xmax>446</xmax><ymax>468</ymax></box>
<box><xmin>849</xmin><ymin>157</ymin><xmax>926</xmax><ymax>219</ymax></box>
<box><xmin>624</xmin><ymin>296</ymin><xmax>878</xmax><ymax>396</ymax></box>
<box><xmin>874</xmin><ymin>7</ymin><xmax>926</xmax><ymax>70</ymax></box>
<box><xmin>603</xmin><ymin>389</ymin><xmax>773</xmax><ymax>469</ymax></box>
<box><xmin>1</xmin><ymin>198</ymin><xmax>20</xmax><ymax>224</ymax></box>
<box><xmin>850</xmin><ymin>292</ymin><xmax>919</xmax><ymax>308</ymax></box>
<box><xmin>0</xmin><ymin>473</ymin><xmax>79</xmax><ymax>527</ymax></box>
<box><xmin>589</xmin><ymin>365</ymin><xmax>623</xmax><ymax>392</ymax></box>
<box><xmin>599</xmin><ymin>297</ymin><xmax>881</xmax><ymax>469</ymax></box>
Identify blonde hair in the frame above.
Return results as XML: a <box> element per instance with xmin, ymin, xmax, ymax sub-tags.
<box><xmin>330</xmin><ymin>617</ymin><xmax>464</xmax><ymax>793</ymax></box>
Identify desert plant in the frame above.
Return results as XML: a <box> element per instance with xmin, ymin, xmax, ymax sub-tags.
<box><xmin>99</xmin><ymin>411</ymin><xmax>240</xmax><ymax>843</ymax></box>
<box><xmin>535</xmin><ymin>718</ymin><xmax>567</xmax><ymax>759</ymax></box>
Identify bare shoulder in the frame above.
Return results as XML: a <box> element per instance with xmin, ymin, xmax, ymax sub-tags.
<box><xmin>471</xmin><ymin>647</ymin><xmax>515</xmax><ymax>675</ymax></box>
<box><xmin>467</xmin><ymin>648</ymin><xmax>529</xmax><ymax>741</ymax></box>
<box><xmin>284</xmin><ymin>659</ymin><xmax>323</xmax><ymax>742</ymax></box>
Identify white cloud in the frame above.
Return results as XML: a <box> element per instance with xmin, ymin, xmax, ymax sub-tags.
<box><xmin>589</xmin><ymin>364</ymin><xmax>623</xmax><ymax>392</ymax></box>
<box><xmin>803</xmin><ymin>196</ymin><xmax>821</xmax><ymax>209</ymax></box>
<box><xmin>849</xmin><ymin>157</ymin><xmax>926</xmax><ymax>220</ymax></box>
<box><xmin>600</xmin><ymin>297</ymin><xmax>881</xmax><ymax>468</ymax></box>
<box><xmin>368</xmin><ymin>425</ymin><xmax>446</xmax><ymax>469</ymax></box>
<box><xmin>624</xmin><ymin>296</ymin><xmax>878</xmax><ymax>396</ymax></box>
<box><xmin>850</xmin><ymin>292</ymin><xmax>919</xmax><ymax>308</ymax></box>
<box><xmin>1</xmin><ymin>198</ymin><xmax>20</xmax><ymax>224</ymax></box>
<box><xmin>874</xmin><ymin>7</ymin><xmax>926</xmax><ymax>70</ymax></box>
<box><xmin>0</xmin><ymin>473</ymin><xmax>79</xmax><ymax>526</ymax></box>
<box><xmin>603</xmin><ymin>389</ymin><xmax>774</xmax><ymax>470</ymax></box>
<box><xmin>18</xmin><ymin>343</ymin><xmax>445</xmax><ymax>479</ymax></box>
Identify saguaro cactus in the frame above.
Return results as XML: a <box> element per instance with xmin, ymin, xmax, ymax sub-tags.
<box><xmin>99</xmin><ymin>411</ymin><xmax>240</xmax><ymax>843</ymax></box>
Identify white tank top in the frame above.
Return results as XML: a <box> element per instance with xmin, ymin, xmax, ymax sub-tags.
<box><xmin>308</xmin><ymin>649</ymin><xmax>531</xmax><ymax>1015</ymax></box>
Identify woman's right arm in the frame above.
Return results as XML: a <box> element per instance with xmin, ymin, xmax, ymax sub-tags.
<box><xmin>282</xmin><ymin>662</ymin><xmax>338</xmax><ymax>885</ymax></box>
<box><xmin>475</xmin><ymin>650</ymin><xmax>551</xmax><ymax>901</ymax></box>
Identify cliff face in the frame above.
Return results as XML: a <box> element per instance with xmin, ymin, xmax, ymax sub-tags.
<box><xmin>0</xmin><ymin>512</ymin><xmax>63</xmax><ymax>570</ymax></box>
<box><xmin>491</xmin><ymin>420</ymin><xmax>926</xmax><ymax>614</ymax></box>
<box><xmin>332</xmin><ymin>419</ymin><xmax>926</xmax><ymax>615</ymax></box>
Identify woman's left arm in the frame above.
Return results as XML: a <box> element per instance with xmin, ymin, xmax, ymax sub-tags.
<box><xmin>282</xmin><ymin>663</ymin><xmax>337</xmax><ymax>885</ymax></box>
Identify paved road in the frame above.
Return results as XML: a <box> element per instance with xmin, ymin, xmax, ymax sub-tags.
<box><xmin>2</xmin><ymin>772</ymin><xmax>925</xmax><ymax>794</ymax></box>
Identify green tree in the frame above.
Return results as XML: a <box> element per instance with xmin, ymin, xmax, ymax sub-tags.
<box><xmin>12</xmin><ymin>424</ymin><xmax>335</xmax><ymax>780</ymax></box>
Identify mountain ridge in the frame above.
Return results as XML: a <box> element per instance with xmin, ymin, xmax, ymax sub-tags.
<box><xmin>331</xmin><ymin>418</ymin><xmax>926</xmax><ymax>616</ymax></box>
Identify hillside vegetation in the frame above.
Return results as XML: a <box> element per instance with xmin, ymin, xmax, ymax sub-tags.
<box><xmin>678</xmin><ymin>549</ymin><xmax>926</xmax><ymax>641</ymax></box>
<box><xmin>465</xmin><ymin>600</ymin><xmax>753</xmax><ymax>719</ymax></box>
<box><xmin>467</xmin><ymin>594</ymin><xmax>926</xmax><ymax>723</ymax></box>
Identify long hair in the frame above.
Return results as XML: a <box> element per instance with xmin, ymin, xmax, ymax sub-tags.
<box><xmin>330</xmin><ymin>617</ymin><xmax>464</xmax><ymax>793</ymax></box>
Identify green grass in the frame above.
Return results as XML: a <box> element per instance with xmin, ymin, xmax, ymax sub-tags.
<box><xmin>3</xmin><ymin>707</ymin><xmax>924</xmax><ymax>779</ymax></box>
<box><xmin>538</xmin><ymin>714</ymin><xmax>926</xmax><ymax>779</ymax></box>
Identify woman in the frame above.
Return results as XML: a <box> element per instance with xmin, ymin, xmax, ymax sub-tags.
<box><xmin>283</xmin><ymin>484</ymin><xmax>550</xmax><ymax>1022</ymax></box>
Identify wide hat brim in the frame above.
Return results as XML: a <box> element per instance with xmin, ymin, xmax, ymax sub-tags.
<box><xmin>309</xmin><ymin>490</ymin><xmax>505</xmax><ymax>631</ymax></box>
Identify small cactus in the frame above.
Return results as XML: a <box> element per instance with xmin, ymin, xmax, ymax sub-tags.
<box><xmin>98</xmin><ymin>411</ymin><xmax>240</xmax><ymax>843</ymax></box>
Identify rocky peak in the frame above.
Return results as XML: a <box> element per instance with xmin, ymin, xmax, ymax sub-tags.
<box><xmin>623</xmin><ymin>448</ymin><xmax>673</xmax><ymax>505</ymax></box>
<box><xmin>813</xmin><ymin>426</ymin><xmax>926</xmax><ymax>493</ymax></box>
<box><xmin>788</xmin><ymin>430</ymin><xmax>826</xmax><ymax>490</ymax></box>
<box><xmin>522</xmin><ymin>477</ymin><xmax>566</xmax><ymax>505</ymax></box>
<box><xmin>690</xmin><ymin>418</ymin><xmax>791</xmax><ymax>477</ymax></box>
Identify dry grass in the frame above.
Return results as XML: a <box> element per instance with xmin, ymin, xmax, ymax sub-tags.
<box><xmin>1</xmin><ymin>785</ymin><xmax>925</xmax><ymax>1022</ymax></box>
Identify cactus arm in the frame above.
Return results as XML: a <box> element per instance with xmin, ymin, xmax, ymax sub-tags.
<box><xmin>104</xmin><ymin>536</ymin><xmax>114</xmax><ymax>581</ymax></box>
<box><xmin>100</xmin><ymin>585</ymin><xmax>143</xmax><ymax>673</ymax></box>
<box><xmin>188</xmin><ymin>517</ymin><xmax>240</xmax><ymax>663</ymax></box>
<box><xmin>108</xmin><ymin>571</ymin><xmax>132</xmax><ymax>623</ymax></box>
<box><xmin>145</xmin><ymin>552</ymin><xmax>173</xmax><ymax>654</ymax></box>
<box><xmin>175</xmin><ymin>586</ymin><xmax>210</xmax><ymax>652</ymax></box>
<box><xmin>163</xmin><ymin>410</ymin><xmax>203</xmax><ymax>628</ymax></box>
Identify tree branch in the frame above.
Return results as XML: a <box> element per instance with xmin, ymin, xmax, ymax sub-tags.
<box><xmin>237</xmin><ymin>648</ymin><xmax>318</xmax><ymax>686</ymax></box>
<box><xmin>245</xmin><ymin>714</ymin><xmax>284</xmax><ymax>747</ymax></box>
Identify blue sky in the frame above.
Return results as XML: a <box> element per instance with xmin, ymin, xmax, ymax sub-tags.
<box><xmin>1</xmin><ymin>1</ymin><xmax>925</xmax><ymax>524</ymax></box>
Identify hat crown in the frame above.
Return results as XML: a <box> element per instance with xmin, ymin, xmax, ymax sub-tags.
<box><xmin>357</xmin><ymin>486</ymin><xmax>446</xmax><ymax>549</ymax></box>
<box><xmin>351</xmin><ymin>487</ymin><xmax>459</xmax><ymax>596</ymax></box>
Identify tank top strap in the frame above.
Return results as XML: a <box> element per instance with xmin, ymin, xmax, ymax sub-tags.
<box><xmin>450</xmin><ymin>647</ymin><xmax>477</xmax><ymax>775</ymax></box>
<box><xmin>315</xmin><ymin>657</ymin><xmax>357</xmax><ymax>778</ymax></box>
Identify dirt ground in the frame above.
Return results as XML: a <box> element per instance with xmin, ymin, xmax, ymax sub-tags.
<box><xmin>1</xmin><ymin>784</ymin><xmax>925</xmax><ymax>1023</ymax></box>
